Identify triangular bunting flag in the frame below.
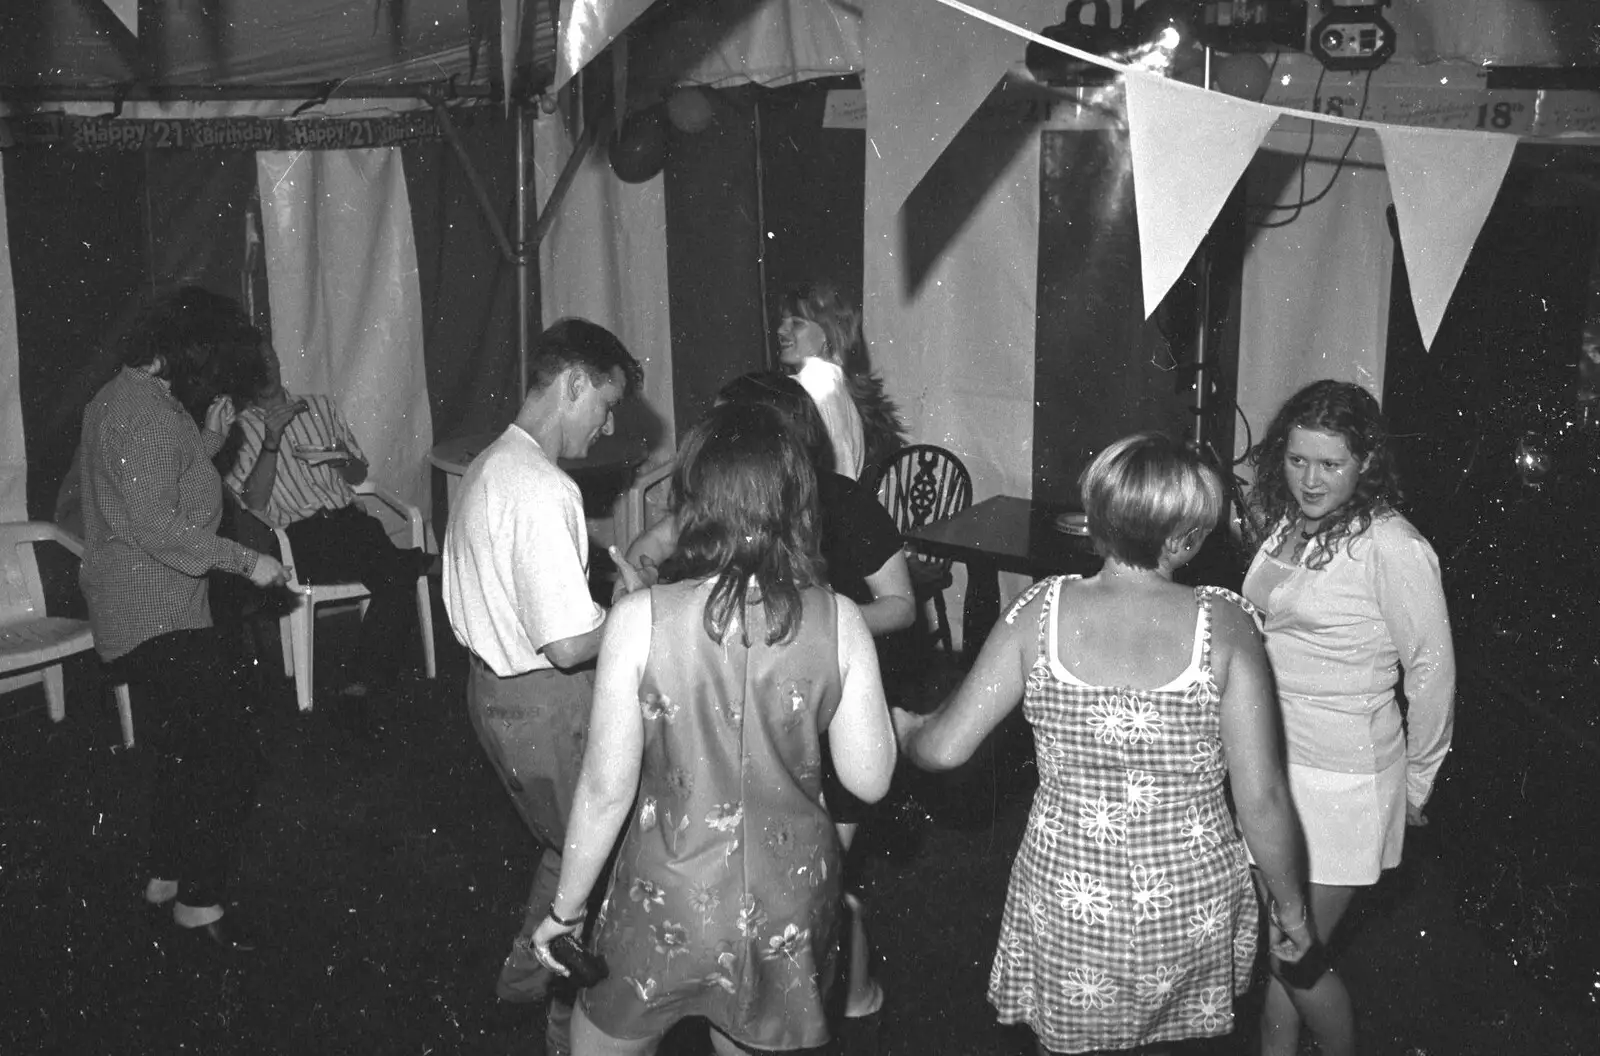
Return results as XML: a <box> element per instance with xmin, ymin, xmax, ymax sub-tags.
<box><xmin>867</xmin><ymin>0</ymin><xmax>1061</xmax><ymax>213</ymax></box>
<box><xmin>501</xmin><ymin>0</ymin><xmax>523</xmax><ymax>113</ymax></box>
<box><xmin>554</xmin><ymin>0</ymin><xmax>661</xmax><ymax>90</ymax></box>
<box><xmin>1125</xmin><ymin>70</ymin><xmax>1278</xmax><ymax>318</ymax></box>
<box><xmin>102</xmin><ymin>0</ymin><xmax>138</xmax><ymax>35</ymax></box>
<box><xmin>1376</xmin><ymin>124</ymin><xmax>1517</xmax><ymax>349</ymax></box>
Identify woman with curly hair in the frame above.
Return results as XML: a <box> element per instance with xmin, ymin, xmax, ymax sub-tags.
<box><xmin>776</xmin><ymin>282</ymin><xmax>906</xmax><ymax>480</ymax></box>
<box><xmin>1243</xmin><ymin>380</ymin><xmax>1456</xmax><ymax>1056</ymax></box>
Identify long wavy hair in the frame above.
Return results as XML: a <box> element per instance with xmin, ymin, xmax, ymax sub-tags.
<box><xmin>1247</xmin><ymin>379</ymin><xmax>1403</xmax><ymax>569</ymax></box>
<box><xmin>780</xmin><ymin>281</ymin><xmax>907</xmax><ymax>472</ymax></box>
<box><xmin>657</xmin><ymin>402</ymin><xmax>824</xmax><ymax>645</ymax></box>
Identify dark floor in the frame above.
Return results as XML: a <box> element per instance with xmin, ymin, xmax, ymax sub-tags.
<box><xmin>1</xmin><ymin>593</ymin><xmax>1596</xmax><ymax>1056</ymax></box>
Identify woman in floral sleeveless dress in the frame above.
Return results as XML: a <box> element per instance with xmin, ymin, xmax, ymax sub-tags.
<box><xmin>530</xmin><ymin>402</ymin><xmax>897</xmax><ymax>1056</ymax></box>
<box><xmin>896</xmin><ymin>433</ymin><xmax>1313</xmax><ymax>1054</ymax></box>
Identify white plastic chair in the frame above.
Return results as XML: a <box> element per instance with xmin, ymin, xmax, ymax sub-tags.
<box><xmin>0</xmin><ymin>521</ymin><xmax>135</xmax><ymax>747</ymax></box>
<box><xmin>621</xmin><ymin>457</ymin><xmax>676</xmax><ymax>549</ymax></box>
<box><xmin>273</xmin><ymin>483</ymin><xmax>437</xmax><ymax>712</ymax></box>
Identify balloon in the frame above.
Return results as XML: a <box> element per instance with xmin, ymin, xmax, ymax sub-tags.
<box><xmin>1212</xmin><ymin>52</ymin><xmax>1271</xmax><ymax>101</ymax></box>
<box><xmin>666</xmin><ymin>88</ymin><xmax>714</xmax><ymax>134</ymax></box>
<box><xmin>610</xmin><ymin>106</ymin><xmax>668</xmax><ymax>184</ymax></box>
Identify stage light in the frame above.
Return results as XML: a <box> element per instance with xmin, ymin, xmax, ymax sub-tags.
<box><xmin>1194</xmin><ymin>0</ymin><xmax>1309</xmax><ymax>52</ymax></box>
<box><xmin>1024</xmin><ymin>0</ymin><xmax>1204</xmax><ymax>88</ymax></box>
<box><xmin>1309</xmin><ymin>0</ymin><xmax>1395</xmax><ymax>71</ymax></box>
<box><xmin>1024</xmin><ymin>0</ymin><xmax>1131</xmax><ymax>88</ymax></box>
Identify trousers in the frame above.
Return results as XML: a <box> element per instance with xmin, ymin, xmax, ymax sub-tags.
<box><xmin>466</xmin><ymin>657</ymin><xmax>594</xmax><ymax>1053</ymax></box>
<box><xmin>105</xmin><ymin>627</ymin><xmax>265</xmax><ymax>908</ymax></box>
<box><xmin>283</xmin><ymin>504</ymin><xmax>421</xmax><ymax>687</ymax></box>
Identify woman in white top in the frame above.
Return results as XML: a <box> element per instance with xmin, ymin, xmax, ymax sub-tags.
<box><xmin>1242</xmin><ymin>380</ymin><xmax>1456</xmax><ymax>1056</ymax></box>
<box><xmin>775</xmin><ymin>282</ymin><xmax>904</xmax><ymax>480</ymax></box>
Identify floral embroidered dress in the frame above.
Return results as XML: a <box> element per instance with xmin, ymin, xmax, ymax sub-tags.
<box><xmin>989</xmin><ymin>577</ymin><xmax>1258</xmax><ymax>1054</ymax></box>
<box><xmin>582</xmin><ymin>580</ymin><xmax>845</xmax><ymax>1051</ymax></box>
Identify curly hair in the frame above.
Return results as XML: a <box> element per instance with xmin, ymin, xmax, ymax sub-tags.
<box><xmin>657</xmin><ymin>402</ymin><xmax>825</xmax><ymax>646</ymax></box>
<box><xmin>1246</xmin><ymin>379</ymin><xmax>1403</xmax><ymax>569</ymax></box>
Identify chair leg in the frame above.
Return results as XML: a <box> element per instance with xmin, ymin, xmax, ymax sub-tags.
<box><xmin>114</xmin><ymin>683</ymin><xmax>135</xmax><ymax>748</ymax></box>
<box><xmin>43</xmin><ymin>664</ymin><xmax>66</xmax><ymax>723</ymax></box>
<box><xmin>416</xmin><ymin>576</ymin><xmax>437</xmax><ymax>679</ymax></box>
<box><xmin>932</xmin><ymin>592</ymin><xmax>954</xmax><ymax>655</ymax></box>
<box><xmin>280</xmin><ymin>611</ymin><xmax>295</xmax><ymax>678</ymax></box>
<box><xmin>284</xmin><ymin>599</ymin><xmax>316</xmax><ymax>712</ymax></box>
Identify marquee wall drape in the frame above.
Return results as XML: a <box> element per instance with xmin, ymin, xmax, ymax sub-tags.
<box><xmin>257</xmin><ymin>148</ymin><xmax>434</xmax><ymax>515</ymax></box>
<box><xmin>0</xmin><ymin>159</ymin><xmax>24</xmax><ymax>522</ymax></box>
<box><xmin>864</xmin><ymin>96</ymin><xmax>1042</xmax><ymax>648</ymax></box>
<box><xmin>1236</xmin><ymin>126</ymin><xmax>1394</xmax><ymax>465</ymax></box>
<box><xmin>533</xmin><ymin>111</ymin><xmax>675</xmax><ymax>468</ymax></box>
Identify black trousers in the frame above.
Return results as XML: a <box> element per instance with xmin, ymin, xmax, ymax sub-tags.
<box><xmin>283</xmin><ymin>504</ymin><xmax>421</xmax><ymax>688</ymax></box>
<box><xmin>105</xmin><ymin>627</ymin><xmax>265</xmax><ymax>908</ymax></box>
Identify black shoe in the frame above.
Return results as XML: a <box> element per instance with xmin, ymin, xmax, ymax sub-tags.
<box><xmin>171</xmin><ymin>915</ymin><xmax>258</xmax><ymax>954</ymax></box>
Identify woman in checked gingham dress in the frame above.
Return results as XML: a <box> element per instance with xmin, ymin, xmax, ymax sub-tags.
<box><xmin>896</xmin><ymin>434</ymin><xmax>1313</xmax><ymax>1054</ymax></box>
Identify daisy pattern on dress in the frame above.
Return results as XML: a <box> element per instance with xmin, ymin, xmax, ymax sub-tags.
<box><xmin>1121</xmin><ymin>696</ymin><xmax>1164</xmax><ymax>744</ymax></box>
<box><xmin>1061</xmin><ymin>965</ymin><xmax>1118</xmax><ymax>1010</ymax></box>
<box><xmin>638</xmin><ymin>796</ymin><xmax>658</xmax><ymax>831</ymax></box>
<box><xmin>1087</xmin><ymin>694</ymin><xmax>1132</xmax><ymax>744</ymax></box>
<box><xmin>1124</xmin><ymin>770</ymin><xmax>1158</xmax><ymax>818</ymax></box>
<box><xmin>1189</xmin><ymin>737</ymin><xmax>1223</xmax><ymax>772</ymax></box>
<box><xmin>1078</xmin><ymin>794</ymin><xmax>1128</xmax><ymax>846</ymax></box>
<box><xmin>996</xmin><ymin>928</ymin><xmax>1027</xmax><ymax>966</ymax></box>
<box><xmin>1134</xmin><ymin>964</ymin><xmax>1189</xmax><ymax>1006</ymax></box>
<box><xmin>1015</xmin><ymin>983</ymin><xmax>1043</xmax><ymax>1025</ymax></box>
<box><xmin>1182</xmin><ymin>669</ymin><xmax>1219</xmax><ymax>705</ymax></box>
<box><xmin>1130</xmin><ymin>864</ymin><xmax>1175</xmax><ymax>924</ymax></box>
<box><xmin>1028</xmin><ymin>803</ymin><xmax>1067</xmax><ymax>850</ymax></box>
<box><xmin>1055</xmin><ymin>870</ymin><xmax>1112</xmax><ymax>926</ymax></box>
<box><xmin>1026</xmin><ymin>892</ymin><xmax>1051</xmax><ymax>938</ymax></box>
<box><xmin>1233</xmin><ymin>924</ymin><xmax>1257</xmax><ymax>964</ymax></box>
<box><xmin>705</xmin><ymin>803</ymin><xmax>743</xmax><ymax>833</ymax></box>
<box><xmin>1187</xmin><ymin>896</ymin><xmax>1227</xmax><ymax>947</ymax></box>
<box><xmin>687</xmin><ymin>883</ymin><xmax>721</xmax><ymax>926</ymax></box>
<box><xmin>1034</xmin><ymin>731</ymin><xmax>1068</xmax><ymax>780</ymax></box>
<box><xmin>1181</xmin><ymin>803</ymin><xmax>1222</xmax><ymax>858</ymax></box>
<box><xmin>1184</xmin><ymin>985</ymin><xmax>1231</xmax><ymax>1031</ymax></box>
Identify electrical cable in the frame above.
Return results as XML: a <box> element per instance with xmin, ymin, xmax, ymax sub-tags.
<box><xmin>1247</xmin><ymin>67</ymin><xmax>1375</xmax><ymax>229</ymax></box>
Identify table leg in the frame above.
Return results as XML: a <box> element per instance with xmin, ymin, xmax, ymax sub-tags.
<box><xmin>961</xmin><ymin>560</ymin><xmax>1002</xmax><ymax>666</ymax></box>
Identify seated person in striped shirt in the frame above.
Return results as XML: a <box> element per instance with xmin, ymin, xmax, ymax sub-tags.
<box><xmin>216</xmin><ymin>337</ymin><xmax>427</xmax><ymax>705</ymax></box>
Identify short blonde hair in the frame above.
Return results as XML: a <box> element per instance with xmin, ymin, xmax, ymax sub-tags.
<box><xmin>1079</xmin><ymin>432</ymin><xmax>1222</xmax><ymax>569</ymax></box>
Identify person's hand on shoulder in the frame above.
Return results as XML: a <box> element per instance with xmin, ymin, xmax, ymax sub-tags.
<box><xmin>609</xmin><ymin>546</ymin><xmax>651</xmax><ymax>599</ymax></box>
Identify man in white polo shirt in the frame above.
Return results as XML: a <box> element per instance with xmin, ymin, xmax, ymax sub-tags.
<box><xmin>442</xmin><ymin>319</ymin><xmax>641</xmax><ymax>1051</ymax></box>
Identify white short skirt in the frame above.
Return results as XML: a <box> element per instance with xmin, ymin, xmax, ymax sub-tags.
<box><xmin>1286</xmin><ymin>758</ymin><xmax>1407</xmax><ymax>887</ymax></box>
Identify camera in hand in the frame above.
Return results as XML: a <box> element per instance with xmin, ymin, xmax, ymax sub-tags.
<box><xmin>549</xmin><ymin>932</ymin><xmax>609</xmax><ymax>987</ymax></box>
